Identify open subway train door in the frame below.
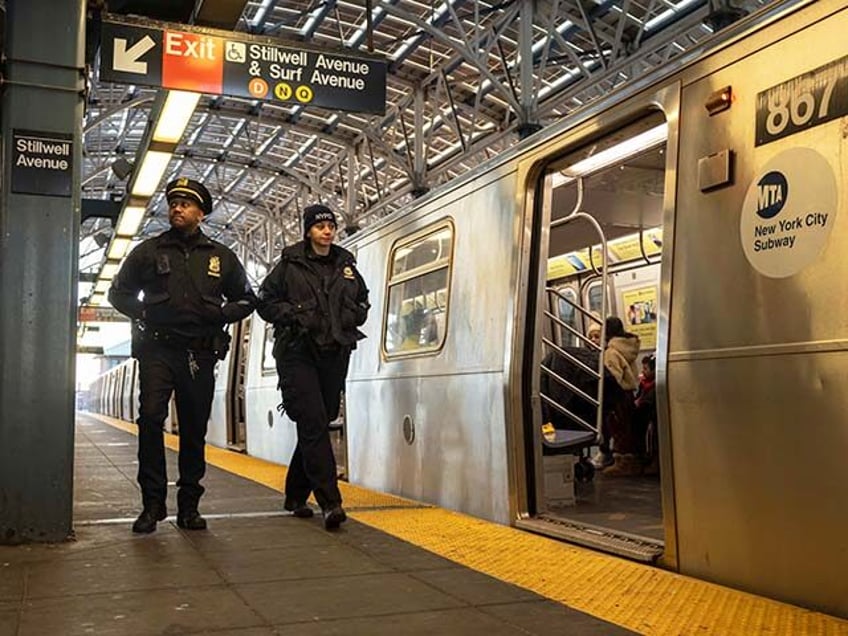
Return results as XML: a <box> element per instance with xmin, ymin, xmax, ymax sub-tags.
<box><xmin>517</xmin><ymin>107</ymin><xmax>676</xmax><ymax>564</ymax></box>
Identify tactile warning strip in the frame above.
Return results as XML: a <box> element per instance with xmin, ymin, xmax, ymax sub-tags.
<box><xmin>351</xmin><ymin>508</ymin><xmax>848</xmax><ymax>635</ymax></box>
<box><xmin>87</xmin><ymin>413</ymin><xmax>848</xmax><ymax>635</ymax></box>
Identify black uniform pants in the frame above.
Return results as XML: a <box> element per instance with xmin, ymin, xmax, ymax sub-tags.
<box><xmin>136</xmin><ymin>343</ymin><xmax>216</xmax><ymax>512</ymax></box>
<box><xmin>278</xmin><ymin>344</ymin><xmax>350</xmax><ymax>510</ymax></box>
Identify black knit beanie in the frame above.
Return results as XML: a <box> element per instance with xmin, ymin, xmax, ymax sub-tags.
<box><xmin>302</xmin><ymin>204</ymin><xmax>337</xmax><ymax>237</ymax></box>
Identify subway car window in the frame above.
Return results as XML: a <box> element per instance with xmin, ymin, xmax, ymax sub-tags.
<box><xmin>587</xmin><ymin>283</ymin><xmax>604</xmax><ymax>316</ymax></box>
<box><xmin>557</xmin><ymin>287</ymin><xmax>578</xmax><ymax>347</ymax></box>
<box><xmin>383</xmin><ymin>222</ymin><xmax>454</xmax><ymax>357</ymax></box>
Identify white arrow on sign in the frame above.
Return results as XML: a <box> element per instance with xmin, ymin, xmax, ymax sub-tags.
<box><xmin>113</xmin><ymin>35</ymin><xmax>156</xmax><ymax>74</ymax></box>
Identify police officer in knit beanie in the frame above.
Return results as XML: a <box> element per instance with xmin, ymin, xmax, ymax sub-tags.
<box><xmin>303</xmin><ymin>204</ymin><xmax>337</xmax><ymax>238</ymax></box>
<box><xmin>258</xmin><ymin>201</ymin><xmax>369</xmax><ymax>531</ymax></box>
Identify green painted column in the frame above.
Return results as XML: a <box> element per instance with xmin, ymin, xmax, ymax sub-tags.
<box><xmin>0</xmin><ymin>0</ymin><xmax>85</xmax><ymax>543</ymax></box>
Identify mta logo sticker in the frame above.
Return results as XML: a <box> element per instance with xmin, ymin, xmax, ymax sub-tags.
<box><xmin>740</xmin><ymin>148</ymin><xmax>836</xmax><ymax>279</ymax></box>
<box><xmin>755</xmin><ymin>171</ymin><xmax>788</xmax><ymax>219</ymax></box>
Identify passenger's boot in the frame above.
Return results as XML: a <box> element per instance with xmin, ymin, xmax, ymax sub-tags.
<box><xmin>591</xmin><ymin>451</ymin><xmax>614</xmax><ymax>469</ymax></box>
<box><xmin>602</xmin><ymin>453</ymin><xmax>644</xmax><ymax>477</ymax></box>
<box><xmin>132</xmin><ymin>502</ymin><xmax>167</xmax><ymax>534</ymax></box>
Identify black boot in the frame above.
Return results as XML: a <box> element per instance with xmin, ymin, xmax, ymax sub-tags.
<box><xmin>177</xmin><ymin>510</ymin><xmax>207</xmax><ymax>530</ymax></box>
<box><xmin>132</xmin><ymin>504</ymin><xmax>167</xmax><ymax>534</ymax></box>
<box><xmin>284</xmin><ymin>497</ymin><xmax>314</xmax><ymax>518</ymax></box>
<box><xmin>322</xmin><ymin>505</ymin><xmax>347</xmax><ymax>531</ymax></box>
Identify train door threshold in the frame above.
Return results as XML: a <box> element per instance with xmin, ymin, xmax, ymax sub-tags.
<box><xmin>516</xmin><ymin>516</ymin><xmax>664</xmax><ymax>563</ymax></box>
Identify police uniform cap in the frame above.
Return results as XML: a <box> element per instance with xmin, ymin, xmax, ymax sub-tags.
<box><xmin>166</xmin><ymin>178</ymin><xmax>213</xmax><ymax>215</ymax></box>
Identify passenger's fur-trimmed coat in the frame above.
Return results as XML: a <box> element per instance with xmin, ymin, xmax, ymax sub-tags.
<box><xmin>603</xmin><ymin>334</ymin><xmax>641</xmax><ymax>391</ymax></box>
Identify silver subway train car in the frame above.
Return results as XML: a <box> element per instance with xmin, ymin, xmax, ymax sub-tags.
<box><xmin>89</xmin><ymin>0</ymin><xmax>848</xmax><ymax>618</ymax></box>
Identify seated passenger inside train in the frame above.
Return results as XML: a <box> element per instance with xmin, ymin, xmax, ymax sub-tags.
<box><xmin>586</xmin><ymin>322</ymin><xmax>601</xmax><ymax>347</ymax></box>
<box><xmin>541</xmin><ymin>316</ymin><xmax>653</xmax><ymax>477</ymax></box>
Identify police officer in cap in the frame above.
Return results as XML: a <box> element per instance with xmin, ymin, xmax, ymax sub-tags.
<box><xmin>258</xmin><ymin>204</ymin><xmax>369</xmax><ymax>530</ymax></box>
<box><xmin>109</xmin><ymin>177</ymin><xmax>257</xmax><ymax>533</ymax></box>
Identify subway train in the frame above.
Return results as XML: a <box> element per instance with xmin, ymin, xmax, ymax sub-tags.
<box><xmin>89</xmin><ymin>0</ymin><xmax>848</xmax><ymax>618</ymax></box>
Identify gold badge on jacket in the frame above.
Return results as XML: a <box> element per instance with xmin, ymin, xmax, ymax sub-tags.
<box><xmin>208</xmin><ymin>255</ymin><xmax>221</xmax><ymax>277</ymax></box>
<box><xmin>343</xmin><ymin>266</ymin><xmax>355</xmax><ymax>279</ymax></box>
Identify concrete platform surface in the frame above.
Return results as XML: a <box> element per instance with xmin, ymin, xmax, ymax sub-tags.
<box><xmin>0</xmin><ymin>415</ymin><xmax>633</xmax><ymax>636</ymax></box>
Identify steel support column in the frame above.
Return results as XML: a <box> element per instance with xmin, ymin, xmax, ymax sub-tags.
<box><xmin>0</xmin><ymin>0</ymin><xmax>85</xmax><ymax>543</ymax></box>
<box><xmin>345</xmin><ymin>150</ymin><xmax>358</xmax><ymax>231</ymax></box>
<box><xmin>517</xmin><ymin>0</ymin><xmax>542</xmax><ymax>138</ymax></box>
<box><xmin>412</xmin><ymin>85</ymin><xmax>429</xmax><ymax>197</ymax></box>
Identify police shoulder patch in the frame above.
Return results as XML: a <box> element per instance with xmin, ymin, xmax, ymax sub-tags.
<box><xmin>208</xmin><ymin>255</ymin><xmax>221</xmax><ymax>277</ymax></box>
<box><xmin>343</xmin><ymin>266</ymin><xmax>355</xmax><ymax>279</ymax></box>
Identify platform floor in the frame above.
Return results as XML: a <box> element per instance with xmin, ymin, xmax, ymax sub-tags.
<box><xmin>1</xmin><ymin>414</ymin><xmax>846</xmax><ymax>635</ymax></box>
<box><xmin>0</xmin><ymin>415</ymin><xmax>631</xmax><ymax>636</ymax></box>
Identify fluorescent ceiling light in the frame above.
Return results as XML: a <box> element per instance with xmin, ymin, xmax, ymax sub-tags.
<box><xmin>153</xmin><ymin>91</ymin><xmax>201</xmax><ymax>144</ymax></box>
<box><xmin>131</xmin><ymin>150</ymin><xmax>173</xmax><ymax>197</ymax></box>
<box><xmin>553</xmin><ymin>123</ymin><xmax>668</xmax><ymax>187</ymax></box>
<box><xmin>94</xmin><ymin>279</ymin><xmax>111</xmax><ymax>294</ymax></box>
<box><xmin>107</xmin><ymin>237</ymin><xmax>132</xmax><ymax>260</ymax></box>
<box><xmin>100</xmin><ymin>261</ymin><xmax>121</xmax><ymax>280</ymax></box>
<box><xmin>115</xmin><ymin>205</ymin><xmax>146</xmax><ymax>237</ymax></box>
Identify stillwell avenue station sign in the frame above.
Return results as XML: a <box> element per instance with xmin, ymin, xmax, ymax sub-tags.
<box><xmin>99</xmin><ymin>15</ymin><xmax>387</xmax><ymax>115</ymax></box>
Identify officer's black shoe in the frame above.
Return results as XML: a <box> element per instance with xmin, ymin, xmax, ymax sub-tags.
<box><xmin>322</xmin><ymin>505</ymin><xmax>347</xmax><ymax>531</ymax></box>
<box><xmin>284</xmin><ymin>498</ymin><xmax>314</xmax><ymax>518</ymax></box>
<box><xmin>176</xmin><ymin>511</ymin><xmax>208</xmax><ymax>530</ymax></box>
<box><xmin>132</xmin><ymin>505</ymin><xmax>167</xmax><ymax>534</ymax></box>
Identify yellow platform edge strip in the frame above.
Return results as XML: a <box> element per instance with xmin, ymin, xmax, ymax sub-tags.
<box><xmin>83</xmin><ymin>413</ymin><xmax>848</xmax><ymax>635</ymax></box>
<box><xmin>82</xmin><ymin>413</ymin><xmax>422</xmax><ymax>510</ymax></box>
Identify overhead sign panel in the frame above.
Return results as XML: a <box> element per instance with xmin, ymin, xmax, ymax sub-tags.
<box><xmin>99</xmin><ymin>16</ymin><xmax>387</xmax><ymax>115</ymax></box>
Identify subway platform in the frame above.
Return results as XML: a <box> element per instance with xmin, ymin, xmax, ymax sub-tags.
<box><xmin>1</xmin><ymin>414</ymin><xmax>845</xmax><ymax>635</ymax></box>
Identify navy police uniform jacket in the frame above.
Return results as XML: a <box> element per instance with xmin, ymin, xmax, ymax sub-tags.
<box><xmin>257</xmin><ymin>241</ymin><xmax>369</xmax><ymax>354</ymax></box>
<box><xmin>109</xmin><ymin>229</ymin><xmax>257</xmax><ymax>342</ymax></box>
